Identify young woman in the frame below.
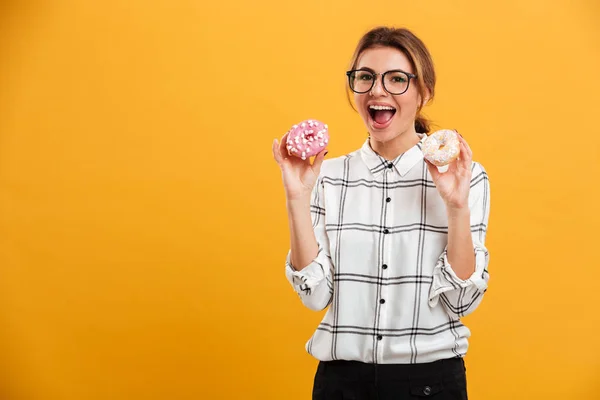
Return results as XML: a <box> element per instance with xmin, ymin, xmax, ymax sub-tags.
<box><xmin>272</xmin><ymin>26</ymin><xmax>490</xmax><ymax>400</ymax></box>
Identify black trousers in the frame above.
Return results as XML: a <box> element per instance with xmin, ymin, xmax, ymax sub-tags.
<box><xmin>312</xmin><ymin>357</ymin><xmax>468</xmax><ymax>400</ymax></box>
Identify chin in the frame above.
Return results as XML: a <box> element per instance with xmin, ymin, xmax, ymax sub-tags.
<box><xmin>366</xmin><ymin>119</ymin><xmax>401</xmax><ymax>142</ymax></box>
<box><xmin>368</xmin><ymin>129</ymin><xmax>395</xmax><ymax>143</ymax></box>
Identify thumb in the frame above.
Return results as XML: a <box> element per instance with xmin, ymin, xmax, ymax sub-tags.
<box><xmin>312</xmin><ymin>149</ymin><xmax>328</xmax><ymax>174</ymax></box>
<box><xmin>272</xmin><ymin>139</ymin><xmax>283</xmax><ymax>165</ymax></box>
<box><xmin>425</xmin><ymin>159</ymin><xmax>440</xmax><ymax>182</ymax></box>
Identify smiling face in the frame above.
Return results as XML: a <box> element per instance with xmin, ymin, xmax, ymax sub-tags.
<box><xmin>353</xmin><ymin>46</ymin><xmax>424</xmax><ymax>144</ymax></box>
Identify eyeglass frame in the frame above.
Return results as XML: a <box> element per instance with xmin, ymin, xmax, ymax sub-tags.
<box><xmin>345</xmin><ymin>68</ymin><xmax>418</xmax><ymax>95</ymax></box>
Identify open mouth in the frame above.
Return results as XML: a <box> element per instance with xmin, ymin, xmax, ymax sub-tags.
<box><xmin>368</xmin><ymin>105</ymin><xmax>397</xmax><ymax>126</ymax></box>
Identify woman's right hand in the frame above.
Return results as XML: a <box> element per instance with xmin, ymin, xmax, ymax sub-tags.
<box><xmin>272</xmin><ymin>133</ymin><xmax>328</xmax><ymax>201</ymax></box>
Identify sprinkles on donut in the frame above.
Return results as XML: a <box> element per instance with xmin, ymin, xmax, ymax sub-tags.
<box><xmin>422</xmin><ymin>129</ymin><xmax>460</xmax><ymax>167</ymax></box>
<box><xmin>285</xmin><ymin>119</ymin><xmax>329</xmax><ymax>160</ymax></box>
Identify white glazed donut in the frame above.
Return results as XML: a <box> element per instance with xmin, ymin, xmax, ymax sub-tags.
<box><xmin>422</xmin><ymin>129</ymin><xmax>460</xmax><ymax>168</ymax></box>
<box><xmin>285</xmin><ymin>119</ymin><xmax>329</xmax><ymax>160</ymax></box>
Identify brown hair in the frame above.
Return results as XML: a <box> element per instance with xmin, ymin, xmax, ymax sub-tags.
<box><xmin>346</xmin><ymin>26</ymin><xmax>436</xmax><ymax>134</ymax></box>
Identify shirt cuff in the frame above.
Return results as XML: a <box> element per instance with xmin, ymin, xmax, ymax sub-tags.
<box><xmin>428</xmin><ymin>246</ymin><xmax>489</xmax><ymax>306</ymax></box>
<box><xmin>285</xmin><ymin>250</ymin><xmax>326</xmax><ymax>296</ymax></box>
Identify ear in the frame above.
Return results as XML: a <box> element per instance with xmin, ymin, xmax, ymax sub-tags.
<box><xmin>420</xmin><ymin>89</ymin><xmax>431</xmax><ymax>108</ymax></box>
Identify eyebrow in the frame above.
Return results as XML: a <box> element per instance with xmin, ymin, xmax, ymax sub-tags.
<box><xmin>356</xmin><ymin>67</ymin><xmax>377</xmax><ymax>73</ymax></box>
<box><xmin>354</xmin><ymin>66</ymin><xmax>413</xmax><ymax>74</ymax></box>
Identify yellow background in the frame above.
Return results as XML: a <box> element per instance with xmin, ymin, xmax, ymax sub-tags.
<box><xmin>0</xmin><ymin>0</ymin><xmax>599</xmax><ymax>399</ymax></box>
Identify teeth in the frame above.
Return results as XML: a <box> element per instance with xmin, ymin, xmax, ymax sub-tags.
<box><xmin>369</xmin><ymin>105</ymin><xmax>395</xmax><ymax>111</ymax></box>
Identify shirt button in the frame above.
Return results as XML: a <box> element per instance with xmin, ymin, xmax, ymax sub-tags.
<box><xmin>387</xmin><ymin>163</ymin><xmax>393</xmax><ymax>169</ymax></box>
<box><xmin>377</xmin><ymin>335</ymin><xmax>383</xmax><ymax>341</ymax></box>
<box><xmin>382</xmin><ymin>264</ymin><xmax>388</xmax><ymax>270</ymax></box>
<box><xmin>423</xmin><ymin>386</ymin><xmax>432</xmax><ymax>396</ymax></box>
<box><xmin>380</xmin><ymin>299</ymin><xmax>385</xmax><ymax>304</ymax></box>
<box><xmin>386</xmin><ymin>197</ymin><xmax>391</xmax><ymax>203</ymax></box>
<box><xmin>383</xmin><ymin>228</ymin><xmax>389</xmax><ymax>234</ymax></box>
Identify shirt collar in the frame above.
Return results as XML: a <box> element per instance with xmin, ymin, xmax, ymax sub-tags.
<box><xmin>360</xmin><ymin>133</ymin><xmax>427</xmax><ymax>177</ymax></box>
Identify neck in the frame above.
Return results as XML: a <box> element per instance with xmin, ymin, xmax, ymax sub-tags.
<box><xmin>369</xmin><ymin>128</ymin><xmax>421</xmax><ymax>160</ymax></box>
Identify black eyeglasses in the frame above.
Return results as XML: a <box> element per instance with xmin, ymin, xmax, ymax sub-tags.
<box><xmin>346</xmin><ymin>69</ymin><xmax>417</xmax><ymax>95</ymax></box>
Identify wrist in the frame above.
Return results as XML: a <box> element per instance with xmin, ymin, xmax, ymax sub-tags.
<box><xmin>446</xmin><ymin>205</ymin><xmax>470</xmax><ymax>219</ymax></box>
<box><xmin>286</xmin><ymin>194</ymin><xmax>311</xmax><ymax>208</ymax></box>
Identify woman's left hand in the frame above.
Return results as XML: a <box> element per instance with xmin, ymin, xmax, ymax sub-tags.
<box><xmin>425</xmin><ymin>133</ymin><xmax>473</xmax><ymax>211</ymax></box>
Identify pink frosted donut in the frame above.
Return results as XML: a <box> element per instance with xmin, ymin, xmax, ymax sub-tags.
<box><xmin>422</xmin><ymin>129</ymin><xmax>460</xmax><ymax>167</ymax></box>
<box><xmin>285</xmin><ymin>119</ymin><xmax>329</xmax><ymax>160</ymax></box>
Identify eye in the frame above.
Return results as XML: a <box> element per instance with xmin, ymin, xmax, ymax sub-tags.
<box><xmin>356</xmin><ymin>72</ymin><xmax>373</xmax><ymax>81</ymax></box>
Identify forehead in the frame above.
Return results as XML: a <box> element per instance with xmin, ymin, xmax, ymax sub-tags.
<box><xmin>356</xmin><ymin>46</ymin><xmax>413</xmax><ymax>73</ymax></box>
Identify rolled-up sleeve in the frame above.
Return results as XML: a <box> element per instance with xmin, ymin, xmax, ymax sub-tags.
<box><xmin>429</xmin><ymin>162</ymin><xmax>491</xmax><ymax>318</ymax></box>
<box><xmin>284</xmin><ymin>176</ymin><xmax>334</xmax><ymax>311</ymax></box>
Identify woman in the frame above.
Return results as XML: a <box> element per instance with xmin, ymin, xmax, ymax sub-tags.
<box><xmin>272</xmin><ymin>26</ymin><xmax>490</xmax><ymax>400</ymax></box>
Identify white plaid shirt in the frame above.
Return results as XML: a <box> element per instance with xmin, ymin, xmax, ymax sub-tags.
<box><xmin>285</xmin><ymin>134</ymin><xmax>490</xmax><ymax>364</ymax></box>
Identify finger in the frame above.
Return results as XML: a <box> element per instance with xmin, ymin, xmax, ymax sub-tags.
<box><xmin>279</xmin><ymin>132</ymin><xmax>290</xmax><ymax>156</ymax></box>
<box><xmin>312</xmin><ymin>148</ymin><xmax>328</xmax><ymax>174</ymax></box>
<box><xmin>441</xmin><ymin>158</ymin><xmax>458</xmax><ymax>177</ymax></box>
<box><xmin>457</xmin><ymin>133</ymin><xmax>473</xmax><ymax>159</ymax></box>
<box><xmin>461</xmin><ymin>138</ymin><xmax>473</xmax><ymax>160</ymax></box>
<box><xmin>458</xmin><ymin>141</ymin><xmax>472</xmax><ymax>170</ymax></box>
<box><xmin>272</xmin><ymin>139</ymin><xmax>283</xmax><ymax>164</ymax></box>
<box><xmin>425</xmin><ymin>159</ymin><xmax>441</xmax><ymax>181</ymax></box>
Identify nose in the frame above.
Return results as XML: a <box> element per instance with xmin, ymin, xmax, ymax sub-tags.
<box><xmin>370</xmin><ymin>74</ymin><xmax>387</xmax><ymax>97</ymax></box>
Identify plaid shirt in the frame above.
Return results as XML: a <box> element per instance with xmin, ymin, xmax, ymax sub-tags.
<box><xmin>285</xmin><ymin>134</ymin><xmax>491</xmax><ymax>364</ymax></box>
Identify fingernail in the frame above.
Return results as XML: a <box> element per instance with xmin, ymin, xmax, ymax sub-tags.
<box><xmin>324</xmin><ymin>151</ymin><xmax>329</xmax><ymax>156</ymax></box>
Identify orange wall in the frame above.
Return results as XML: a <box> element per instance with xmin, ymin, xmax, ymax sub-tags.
<box><xmin>0</xmin><ymin>0</ymin><xmax>599</xmax><ymax>399</ymax></box>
